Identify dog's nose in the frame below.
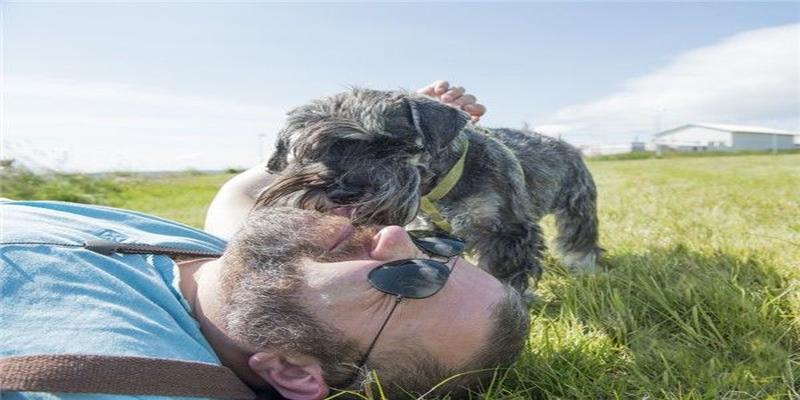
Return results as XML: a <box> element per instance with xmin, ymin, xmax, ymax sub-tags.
<box><xmin>326</xmin><ymin>187</ymin><xmax>364</xmax><ymax>205</ymax></box>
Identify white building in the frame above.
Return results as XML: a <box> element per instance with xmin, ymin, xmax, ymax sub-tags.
<box><xmin>579</xmin><ymin>142</ymin><xmax>651</xmax><ymax>156</ymax></box>
<box><xmin>652</xmin><ymin>123</ymin><xmax>798</xmax><ymax>152</ymax></box>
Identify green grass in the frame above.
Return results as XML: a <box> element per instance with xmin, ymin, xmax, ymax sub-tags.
<box><xmin>1</xmin><ymin>169</ymin><xmax>234</xmax><ymax>228</ymax></box>
<box><xmin>108</xmin><ymin>172</ymin><xmax>234</xmax><ymax>228</ymax></box>
<box><xmin>2</xmin><ymin>153</ymin><xmax>798</xmax><ymax>398</ymax></box>
<box><xmin>513</xmin><ymin>154</ymin><xmax>800</xmax><ymax>399</ymax></box>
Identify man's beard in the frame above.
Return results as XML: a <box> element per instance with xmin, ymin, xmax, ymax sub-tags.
<box><xmin>218</xmin><ymin>207</ymin><xmax>377</xmax><ymax>387</ymax></box>
<box><xmin>241</xmin><ymin>207</ymin><xmax>380</xmax><ymax>266</ymax></box>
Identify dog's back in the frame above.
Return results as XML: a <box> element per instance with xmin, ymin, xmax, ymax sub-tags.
<box><xmin>469</xmin><ymin>126</ymin><xmax>602</xmax><ymax>270</ymax></box>
<box><xmin>472</xmin><ymin>127</ymin><xmax>590</xmax><ymax>213</ymax></box>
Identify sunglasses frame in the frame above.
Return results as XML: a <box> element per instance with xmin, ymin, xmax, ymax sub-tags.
<box><xmin>349</xmin><ymin>230</ymin><xmax>465</xmax><ymax>380</ymax></box>
<box><xmin>407</xmin><ymin>230</ymin><xmax>466</xmax><ymax>259</ymax></box>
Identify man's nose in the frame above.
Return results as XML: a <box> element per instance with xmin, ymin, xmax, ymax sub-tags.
<box><xmin>370</xmin><ymin>226</ymin><xmax>420</xmax><ymax>261</ymax></box>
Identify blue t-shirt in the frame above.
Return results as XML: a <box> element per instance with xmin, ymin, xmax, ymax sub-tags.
<box><xmin>1</xmin><ymin>201</ymin><xmax>228</xmax><ymax>400</ymax></box>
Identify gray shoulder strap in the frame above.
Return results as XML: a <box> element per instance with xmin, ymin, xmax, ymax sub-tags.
<box><xmin>83</xmin><ymin>239</ymin><xmax>223</xmax><ymax>258</ymax></box>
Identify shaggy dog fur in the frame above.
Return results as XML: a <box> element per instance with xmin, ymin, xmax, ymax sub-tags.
<box><xmin>258</xmin><ymin>88</ymin><xmax>602</xmax><ymax>293</ymax></box>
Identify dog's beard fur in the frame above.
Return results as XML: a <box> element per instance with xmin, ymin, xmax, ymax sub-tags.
<box><xmin>256</xmin><ymin>159</ymin><xmax>423</xmax><ymax>226</ymax></box>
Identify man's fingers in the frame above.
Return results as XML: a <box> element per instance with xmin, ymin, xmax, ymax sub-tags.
<box><xmin>441</xmin><ymin>86</ymin><xmax>465</xmax><ymax>102</ymax></box>
<box><xmin>417</xmin><ymin>85</ymin><xmax>436</xmax><ymax>97</ymax></box>
<box><xmin>463</xmin><ymin>103</ymin><xmax>487</xmax><ymax>118</ymax></box>
<box><xmin>417</xmin><ymin>80</ymin><xmax>450</xmax><ymax>97</ymax></box>
<box><xmin>433</xmin><ymin>80</ymin><xmax>450</xmax><ymax>95</ymax></box>
<box><xmin>452</xmin><ymin>94</ymin><xmax>477</xmax><ymax>107</ymax></box>
<box><xmin>416</xmin><ymin>81</ymin><xmax>486</xmax><ymax>122</ymax></box>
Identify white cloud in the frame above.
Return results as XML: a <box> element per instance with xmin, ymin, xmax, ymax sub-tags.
<box><xmin>535</xmin><ymin>24</ymin><xmax>800</xmax><ymax>144</ymax></box>
<box><xmin>2</xmin><ymin>76</ymin><xmax>286</xmax><ymax>172</ymax></box>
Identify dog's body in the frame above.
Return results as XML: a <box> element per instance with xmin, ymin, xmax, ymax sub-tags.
<box><xmin>259</xmin><ymin>89</ymin><xmax>601</xmax><ymax>293</ymax></box>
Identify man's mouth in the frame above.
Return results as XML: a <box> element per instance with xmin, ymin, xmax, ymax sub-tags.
<box><xmin>330</xmin><ymin>206</ymin><xmax>355</xmax><ymax>219</ymax></box>
<box><xmin>328</xmin><ymin>220</ymin><xmax>356</xmax><ymax>251</ymax></box>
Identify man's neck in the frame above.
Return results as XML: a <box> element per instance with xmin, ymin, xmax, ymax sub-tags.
<box><xmin>179</xmin><ymin>258</ymin><xmax>269</xmax><ymax>389</ymax></box>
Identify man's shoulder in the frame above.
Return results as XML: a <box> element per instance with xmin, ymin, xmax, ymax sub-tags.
<box><xmin>1</xmin><ymin>200</ymin><xmax>226</xmax><ymax>251</ymax></box>
<box><xmin>1</xmin><ymin>201</ymin><xmax>224</xmax><ymax>400</ymax></box>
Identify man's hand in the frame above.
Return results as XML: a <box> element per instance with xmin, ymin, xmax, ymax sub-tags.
<box><xmin>417</xmin><ymin>80</ymin><xmax>487</xmax><ymax>123</ymax></box>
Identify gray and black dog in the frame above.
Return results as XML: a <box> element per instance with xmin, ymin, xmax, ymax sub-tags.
<box><xmin>258</xmin><ymin>88</ymin><xmax>601</xmax><ymax>293</ymax></box>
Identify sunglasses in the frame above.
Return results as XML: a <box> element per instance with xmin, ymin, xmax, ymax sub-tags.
<box><xmin>353</xmin><ymin>230</ymin><xmax>466</xmax><ymax>373</ymax></box>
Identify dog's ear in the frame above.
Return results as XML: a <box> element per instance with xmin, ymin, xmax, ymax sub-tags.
<box><xmin>407</xmin><ymin>96</ymin><xmax>469</xmax><ymax>152</ymax></box>
<box><xmin>266</xmin><ymin>132</ymin><xmax>290</xmax><ymax>173</ymax></box>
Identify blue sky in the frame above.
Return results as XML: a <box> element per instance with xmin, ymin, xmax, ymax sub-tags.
<box><xmin>3</xmin><ymin>2</ymin><xmax>798</xmax><ymax>171</ymax></box>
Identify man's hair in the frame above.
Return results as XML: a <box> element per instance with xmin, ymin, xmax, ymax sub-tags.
<box><xmin>219</xmin><ymin>207</ymin><xmax>531</xmax><ymax>397</ymax></box>
<box><xmin>356</xmin><ymin>285</ymin><xmax>530</xmax><ymax>399</ymax></box>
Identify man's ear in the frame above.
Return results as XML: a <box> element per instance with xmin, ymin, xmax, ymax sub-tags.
<box><xmin>248</xmin><ymin>352</ymin><xmax>329</xmax><ymax>400</ymax></box>
<box><xmin>266</xmin><ymin>132</ymin><xmax>290</xmax><ymax>174</ymax></box>
<box><xmin>407</xmin><ymin>96</ymin><xmax>469</xmax><ymax>153</ymax></box>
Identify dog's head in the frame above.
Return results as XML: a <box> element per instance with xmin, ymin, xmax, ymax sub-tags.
<box><xmin>258</xmin><ymin>88</ymin><xmax>469</xmax><ymax>225</ymax></box>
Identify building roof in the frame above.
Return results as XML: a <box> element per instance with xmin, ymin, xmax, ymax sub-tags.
<box><xmin>654</xmin><ymin>123</ymin><xmax>799</xmax><ymax>137</ymax></box>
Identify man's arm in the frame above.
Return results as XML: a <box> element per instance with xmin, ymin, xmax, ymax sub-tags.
<box><xmin>204</xmin><ymin>163</ymin><xmax>274</xmax><ymax>239</ymax></box>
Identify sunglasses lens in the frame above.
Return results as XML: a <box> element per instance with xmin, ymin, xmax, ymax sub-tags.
<box><xmin>367</xmin><ymin>259</ymin><xmax>450</xmax><ymax>299</ymax></box>
<box><xmin>407</xmin><ymin>230</ymin><xmax>465</xmax><ymax>258</ymax></box>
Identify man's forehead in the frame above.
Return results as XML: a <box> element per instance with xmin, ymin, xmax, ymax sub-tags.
<box><xmin>410</xmin><ymin>260</ymin><xmax>503</xmax><ymax>367</ymax></box>
<box><xmin>452</xmin><ymin>257</ymin><xmax>504</xmax><ymax>292</ymax></box>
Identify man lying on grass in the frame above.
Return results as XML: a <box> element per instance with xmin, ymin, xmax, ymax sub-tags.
<box><xmin>0</xmin><ymin>82</ymin><xmax>530</xmax><ymax>400</ymax></box>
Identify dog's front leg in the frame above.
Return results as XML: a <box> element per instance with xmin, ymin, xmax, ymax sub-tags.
<box><xmin>465</xmin><ymin>220</ymin><xmax>546</xmax><ymax>295</ymax></box>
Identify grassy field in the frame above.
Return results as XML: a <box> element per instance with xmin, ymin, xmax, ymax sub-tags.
<box><xmin>516</xmin><ymin>154</ymin><xmax>799</xmax><ymax>399</ymax></box>
<box><xmin>0</xmin><ymin>168</ymin><xmax>232</xmax><ymax>228</ymax></box>
<box><xmin>2</xmin><ymin>153</ymin><xmax>798</xmax><ymax>399</ymax></box>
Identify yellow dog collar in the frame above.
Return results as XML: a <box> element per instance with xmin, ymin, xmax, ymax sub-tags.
<box><xmin>419</xmin><ymin>139</ymin><xmax>469</xmax><ymax>233</ymax></box>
